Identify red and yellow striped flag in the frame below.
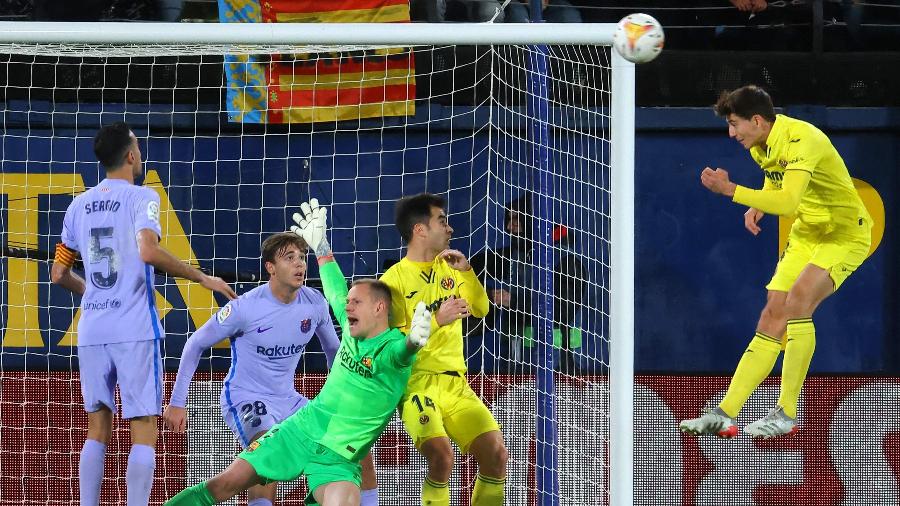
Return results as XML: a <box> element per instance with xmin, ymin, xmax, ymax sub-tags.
<box><xmin>221</xmin><ymin>0</ymin><xmax>416</xmax><ymax>124</ymax></box>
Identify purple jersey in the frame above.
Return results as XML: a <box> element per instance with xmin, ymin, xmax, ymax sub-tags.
<box><xmin>169</xmin><ymin>284</ymin><xmax>340</xmax><ymax>407</ymax></box>
<box><xmin>60</xmin><ymin>178</ymin><xmax>163</xmax><ymax>346</ymax></box>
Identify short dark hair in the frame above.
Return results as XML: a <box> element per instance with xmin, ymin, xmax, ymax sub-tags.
<box><xmin>261</xmin><ymin>232</ymin><xmax>308</xmax><ymax>265</ymax></box>
<box><xmin>93</xmin><ymin>122</ymin><xmax>135</xmax><ymax>171</ymax></box>
<box><xmin>351</xmin><ymin>278</ymin><xmax>392</xmax><ymax>307</ymax></box>
<box><xmin>714</xmin><ymin>85</ymin><xmax>776</xmax><ymax>123</ymax></box>
<box><xmin>395</xmin><ymin>192</ymin><xmax>446</xmax><ymax>243</ymax></box>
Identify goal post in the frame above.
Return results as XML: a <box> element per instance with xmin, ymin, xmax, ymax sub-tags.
<box><xmin>0</xmin><ymin>21</ymin><xmax>634</xmax><ymax>506</ymax></box>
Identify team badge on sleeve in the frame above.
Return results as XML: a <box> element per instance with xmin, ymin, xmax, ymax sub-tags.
<box><xmin>440</xmin><ymin>276</ymin><xmax>455</xmax><ymax>290</ymax></box>
<box><xmin>147</xmin><ymin>201</ymin><xmax>160</xmax><ymax>223</ymax></box>
<box><xmin>217</xmin><ymin>303</ymin><xmax>233</xmax><ymax>324</ymax></box>
<box><xmin>301</xmin><ymin>318</ymin><xmax>312</xmax><ymax>333</ymax></box>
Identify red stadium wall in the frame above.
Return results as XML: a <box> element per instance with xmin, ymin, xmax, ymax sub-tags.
<box><xmin>1</xmin><ymin>373</ymin><xmax>897</xmax><ymax>505</ymax></box>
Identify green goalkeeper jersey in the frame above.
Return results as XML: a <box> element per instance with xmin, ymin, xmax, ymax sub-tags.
<box><xmin>283</xmin><ymin>261</ymin><xmax>416</xmax><ymax>462</ymax></box>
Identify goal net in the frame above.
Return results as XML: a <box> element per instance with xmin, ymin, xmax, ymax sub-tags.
<box><xmin>0</xmin><ymin>22</ymin><xmax>633</xmax><ymax>506</ymax></box>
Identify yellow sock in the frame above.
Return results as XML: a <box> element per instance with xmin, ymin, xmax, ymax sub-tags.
<box><xmin>778</xmin><ymin>318</ymin><xmax>816</xmax><ymax>419</ymax></box>
<box><xmin>421</xmin><ymin>476</ymin><xmax>449</xmax><ymax>506</ymax></box>
<box><xmin>471</xmin><ymin>473</ymin><xmax>505</xmax><ymax>506</ymax></box>
<box><xmin>719</xmin><ymin>332</ymin><xmax>782</xmax><ymax>418</ymax></box>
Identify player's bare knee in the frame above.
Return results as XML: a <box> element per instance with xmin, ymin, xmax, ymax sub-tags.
<box><xmin>425</xmin><ymin>447</ymin><xmax>454</xmax><ymax>479</ymax></box>
<box><xmin>758</xmin><ymin>301</ymin><xmax>787</xmax><ymax>330</ymax></box>
<box><xmin>475</xmin><ymin>438</ymin><xmax>508</xmax><ymax>476</ymax></box>
<box><xmin>207</xmin><ymin>472</ymin><xmax>247</xmax><ymax>501</ymax></box>
<box><xmin>129</xmin><ymin>415</ymin><xmax>159</xmax><ymax>447</ymax></box>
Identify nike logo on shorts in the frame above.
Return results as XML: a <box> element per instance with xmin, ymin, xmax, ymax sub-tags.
<box><xmin>257</xmin><ymin>326</ymin><xmax>273</xmax><ymax>333</ymax></box>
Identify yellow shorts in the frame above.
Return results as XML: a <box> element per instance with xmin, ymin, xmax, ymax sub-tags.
<box><xmin>399</xmin><ymin>372</ymin><xmax>501</xmax><ymax>454</ymax></box>
<box><xmin>767</xmin><ymin>217</ymin><xmax>871</xmax><ymax>293</ymax></box>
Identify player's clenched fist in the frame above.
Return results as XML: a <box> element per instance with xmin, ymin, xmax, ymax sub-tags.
<box><xmin>407</xmin><ymin>301</ymin><xmax>432</xmax><ymax>349</ymax></box>
<box><xmin>291</xmin><ymin>198</ymin><xmax>331</xmax><ymax>258</ymax></box>
<box><xmin>700</xmin><ymin>167</ymin><xmax>737</xmax><ymax>197</ymax></box>
<box><xmin>435</xmin><ymin>296</ymin><xmax>470</xmax><ymax>326</ymax></box>
<box><xmin>163</xmin><ymin>404</ymin><xmax>187</xmax><ymax>433</ymax></box>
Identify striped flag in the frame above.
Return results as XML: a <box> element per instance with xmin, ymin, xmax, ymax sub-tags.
<box><xmin>219</xmin><ymin>0</ymin><xmax>416</xmax><ymax>123</ymax></box>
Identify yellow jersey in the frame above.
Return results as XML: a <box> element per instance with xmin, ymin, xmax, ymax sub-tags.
<box><xmin>380</xmin><ymin>257</ymin><xmax>489</xmax><ymax>375</ymax></box>
<box><xmin>739</xmin><ymin>114</ymin><xmax>869</xmax><ymax>228</ymax></box>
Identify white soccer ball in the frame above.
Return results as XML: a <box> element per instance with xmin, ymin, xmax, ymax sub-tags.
<box><xmin>612</xmin><ymin>13</ymin><xmax>665</xmax><ymax>64</ymax></box>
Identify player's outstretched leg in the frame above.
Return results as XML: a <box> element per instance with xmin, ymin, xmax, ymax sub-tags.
<box><xmin>165</xmin><ymin>459</ymin><xmax>261</xmax><ymax>506</ymax></box>
<box><xmin>679</xmin><ymin>407</ymin><xmax>738</xmax><ymax>439</ymax></box>
<box><xmin>744</xmin><ymin>406</ymin><xmax>798</xmax><ymax>439</ymax></box>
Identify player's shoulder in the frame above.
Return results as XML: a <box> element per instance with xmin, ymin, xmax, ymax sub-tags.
<box><xmin>779</xmin><ymin>114</ymin><xmax>828</xmax><ymax>144</ymax></box>
<box><xmin>381</xmin><ymin>259</ymin><xmax>408</xmax><ymax>281</ymax></box>
<box><xmin>297</xmin><ymin>285</ymin><xmax>328</xmax><ymax>305</ymax></box>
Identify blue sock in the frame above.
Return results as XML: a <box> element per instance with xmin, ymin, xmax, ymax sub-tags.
<box><xmin>79</xmin><ymin>439</ymin><xmax>106</xmax><ymax>506</ymax></box>
<box><xmin>126</xmin><ymin>444</ymin><xmax>156</xmax><ymax>506</ymax></box>
<box><xmin>361</xmin><ymin>487</ymin><xmax>379</xmax><ymax>506</ymax></box>
<box><xmin>247</xmin><ymin>499</ymin><xmax>272</xmax><ymax>506</ymax></box>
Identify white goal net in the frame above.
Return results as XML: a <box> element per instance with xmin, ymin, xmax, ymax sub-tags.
<box><xmin>0</xmin><ymin>22</ymin><xmax>633</xmax><ymax>506</ymax></box>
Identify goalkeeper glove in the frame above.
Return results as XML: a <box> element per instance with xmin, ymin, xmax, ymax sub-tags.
<box><xmin>407</xmin><ymin>301</ymin><xmax>432</xmax><ymax>349</ymax></box>
<box><xmin>291</xmin><ymin>198</ymin><xmax>332</xmax><ymax>258</ymax></box>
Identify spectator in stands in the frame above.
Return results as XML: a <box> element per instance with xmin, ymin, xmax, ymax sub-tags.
<box><xmin>469</xmin><ymin>193</ymin><xmax>586</xmax><ymax>374</ymax></box>
<box><xmin>506</xmin><ymin>0</ymin><xmax>582</xmax><ymax>23</ymax></box>
<box><xmin>729</xmin><ymin>0</ymin><xmax>767</xmax><ymax>14</ymax></box>
<box><xmin>410</xmin><ymin>0</ymin><xmax>503</xmax><ymax>22</ymax></box>
<box><xmin>410</xmin><ymin>0</ymin><xmax>580</xmax><ymax>23</ymax></box>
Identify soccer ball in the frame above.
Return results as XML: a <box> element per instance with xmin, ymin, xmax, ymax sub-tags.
<box><xmin>612</xmin><ymin>13</ymin><xmax>665</xmax><ymax>64</ymax></box>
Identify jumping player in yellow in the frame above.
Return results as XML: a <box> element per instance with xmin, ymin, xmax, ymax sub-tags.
<box><xmin>680</xmin><ymin>85</ymin><xmax>872</xmax><ymax>439</ymax></box>
<box><xmin>380</xmin><ymin>193</ymin><xmax>508</xmax><ymax>505</ymax></box>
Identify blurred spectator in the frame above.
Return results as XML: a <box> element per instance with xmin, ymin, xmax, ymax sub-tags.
<box><xmin>729</xmin><ymin>0</ymin><xmax>767</xmax><ymax>14</ymax></box>
<box><xmin>410</xmin><ymin>0</ymin><xmax>502</xmax><ymax>22</ymax></box>
<box><xmin>469</xmin><ymin>193</ymin><xmax>586</xmax><ymax>374</ymax></box>
<box><xmin>506</xmin><ymin>0</ymin><xmax>582</xmax><ymax>23</ymax></box>
<box><xmin>157</xmin><ymin>0</ymin><xmax>184</xmax><ymax>21</ymax></box>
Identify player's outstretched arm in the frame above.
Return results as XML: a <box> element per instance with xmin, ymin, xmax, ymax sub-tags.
<box><xmin>700</xmin><ymin>167</ymin><xmax>810</xmax><ymax>217</ymax></box>
<box><xmin>137</xmin><ymin>229</ymin><xmax>236</xmax><ymax>300</ymax></box>
<box><xmin>292</xmin><ymin>199</ymin><xmax>353</xmax><ymax>335</ymax></box>
<box><xmin>164</xmin><ymin>318</ymin><xmax>231</xmax><ymax>432</ymax></box>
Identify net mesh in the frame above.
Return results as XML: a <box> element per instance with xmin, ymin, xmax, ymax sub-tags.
<box><xmin>0</xmin><ymin>40</ymin><xmax>612</xmax><ymax>505</ymax></box>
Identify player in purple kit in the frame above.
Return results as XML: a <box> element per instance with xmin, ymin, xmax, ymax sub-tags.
<box><xmin>50</xmin><ymin>122</ymin><xmax>237</xmax><ymax>506</ymax></box>
<box><xmin>163</xmin><ymin>232</ymin><xmax>380</xmax><ymax>506</ymax></box>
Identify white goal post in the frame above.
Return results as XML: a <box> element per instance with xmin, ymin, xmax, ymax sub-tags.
<box><xmin>0</xmin><ymin>21</ymin><xmax>634</xmax><ymax>506</ymax></box>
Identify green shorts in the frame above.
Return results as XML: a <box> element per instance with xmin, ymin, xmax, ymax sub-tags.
<box><xmin>237</xmin><ymin>423</ymin><xmax>361</xmax><ymax>504</ymax></box>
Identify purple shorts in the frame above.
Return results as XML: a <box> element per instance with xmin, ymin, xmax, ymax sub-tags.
<box><xmin>77</xmin><ymin>340</ymin><xmax>163</xmax><ymax>419</ymax></box>
<box><xmin>220</xmin><ymin>388</ymin><xmax>308</xmax><ymax>448</ymax></box>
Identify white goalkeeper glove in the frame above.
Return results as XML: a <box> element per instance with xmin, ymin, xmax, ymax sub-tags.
<box><xmin>407</xmin><ymin>301</ymin><xmax>432</xmax><ymax>349</ymax></box>
<box><xmin>291</xmin><ymin>198</ymin><xmax>332</xmax><ymax>258</ymax></box>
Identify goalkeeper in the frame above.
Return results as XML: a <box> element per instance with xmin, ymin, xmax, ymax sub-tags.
<box><xmin>680</xmin><ymin>85</ymin><xmax>872</xmax><ymax>439</ymax></box>
<box><xmin>165</xmin><ymin>200</ymin><xmax>433</xmax><ymax>506</ymax></box>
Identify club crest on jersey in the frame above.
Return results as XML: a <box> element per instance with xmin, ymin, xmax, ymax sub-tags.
<box><xmin>419</xmin><ymin>414</ymin><xmax>430</xmax><ymax>425</ymax></box>
<box><xmin>361</xmin><ymin>357</ymin><xmax>373</xmax><ymax>369</ymax></box>
<box><xmin>217</xmin><ymin>304</ymin><xmax>233</xmax><ymax>324</ymax></box>
<box><xmin>246</xmin><ymin>440</ymin><xmax>260</xmax><ymax>452</ymax></box>
<box><xmin>301</xmin><ymin>318</ymin><xmax>312</xmax><ymax>333</ymax></box>
<box><xmin>440</xmin><ymin>276</ymin><xmax>455</xmax><ymax>290</ymax></box>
